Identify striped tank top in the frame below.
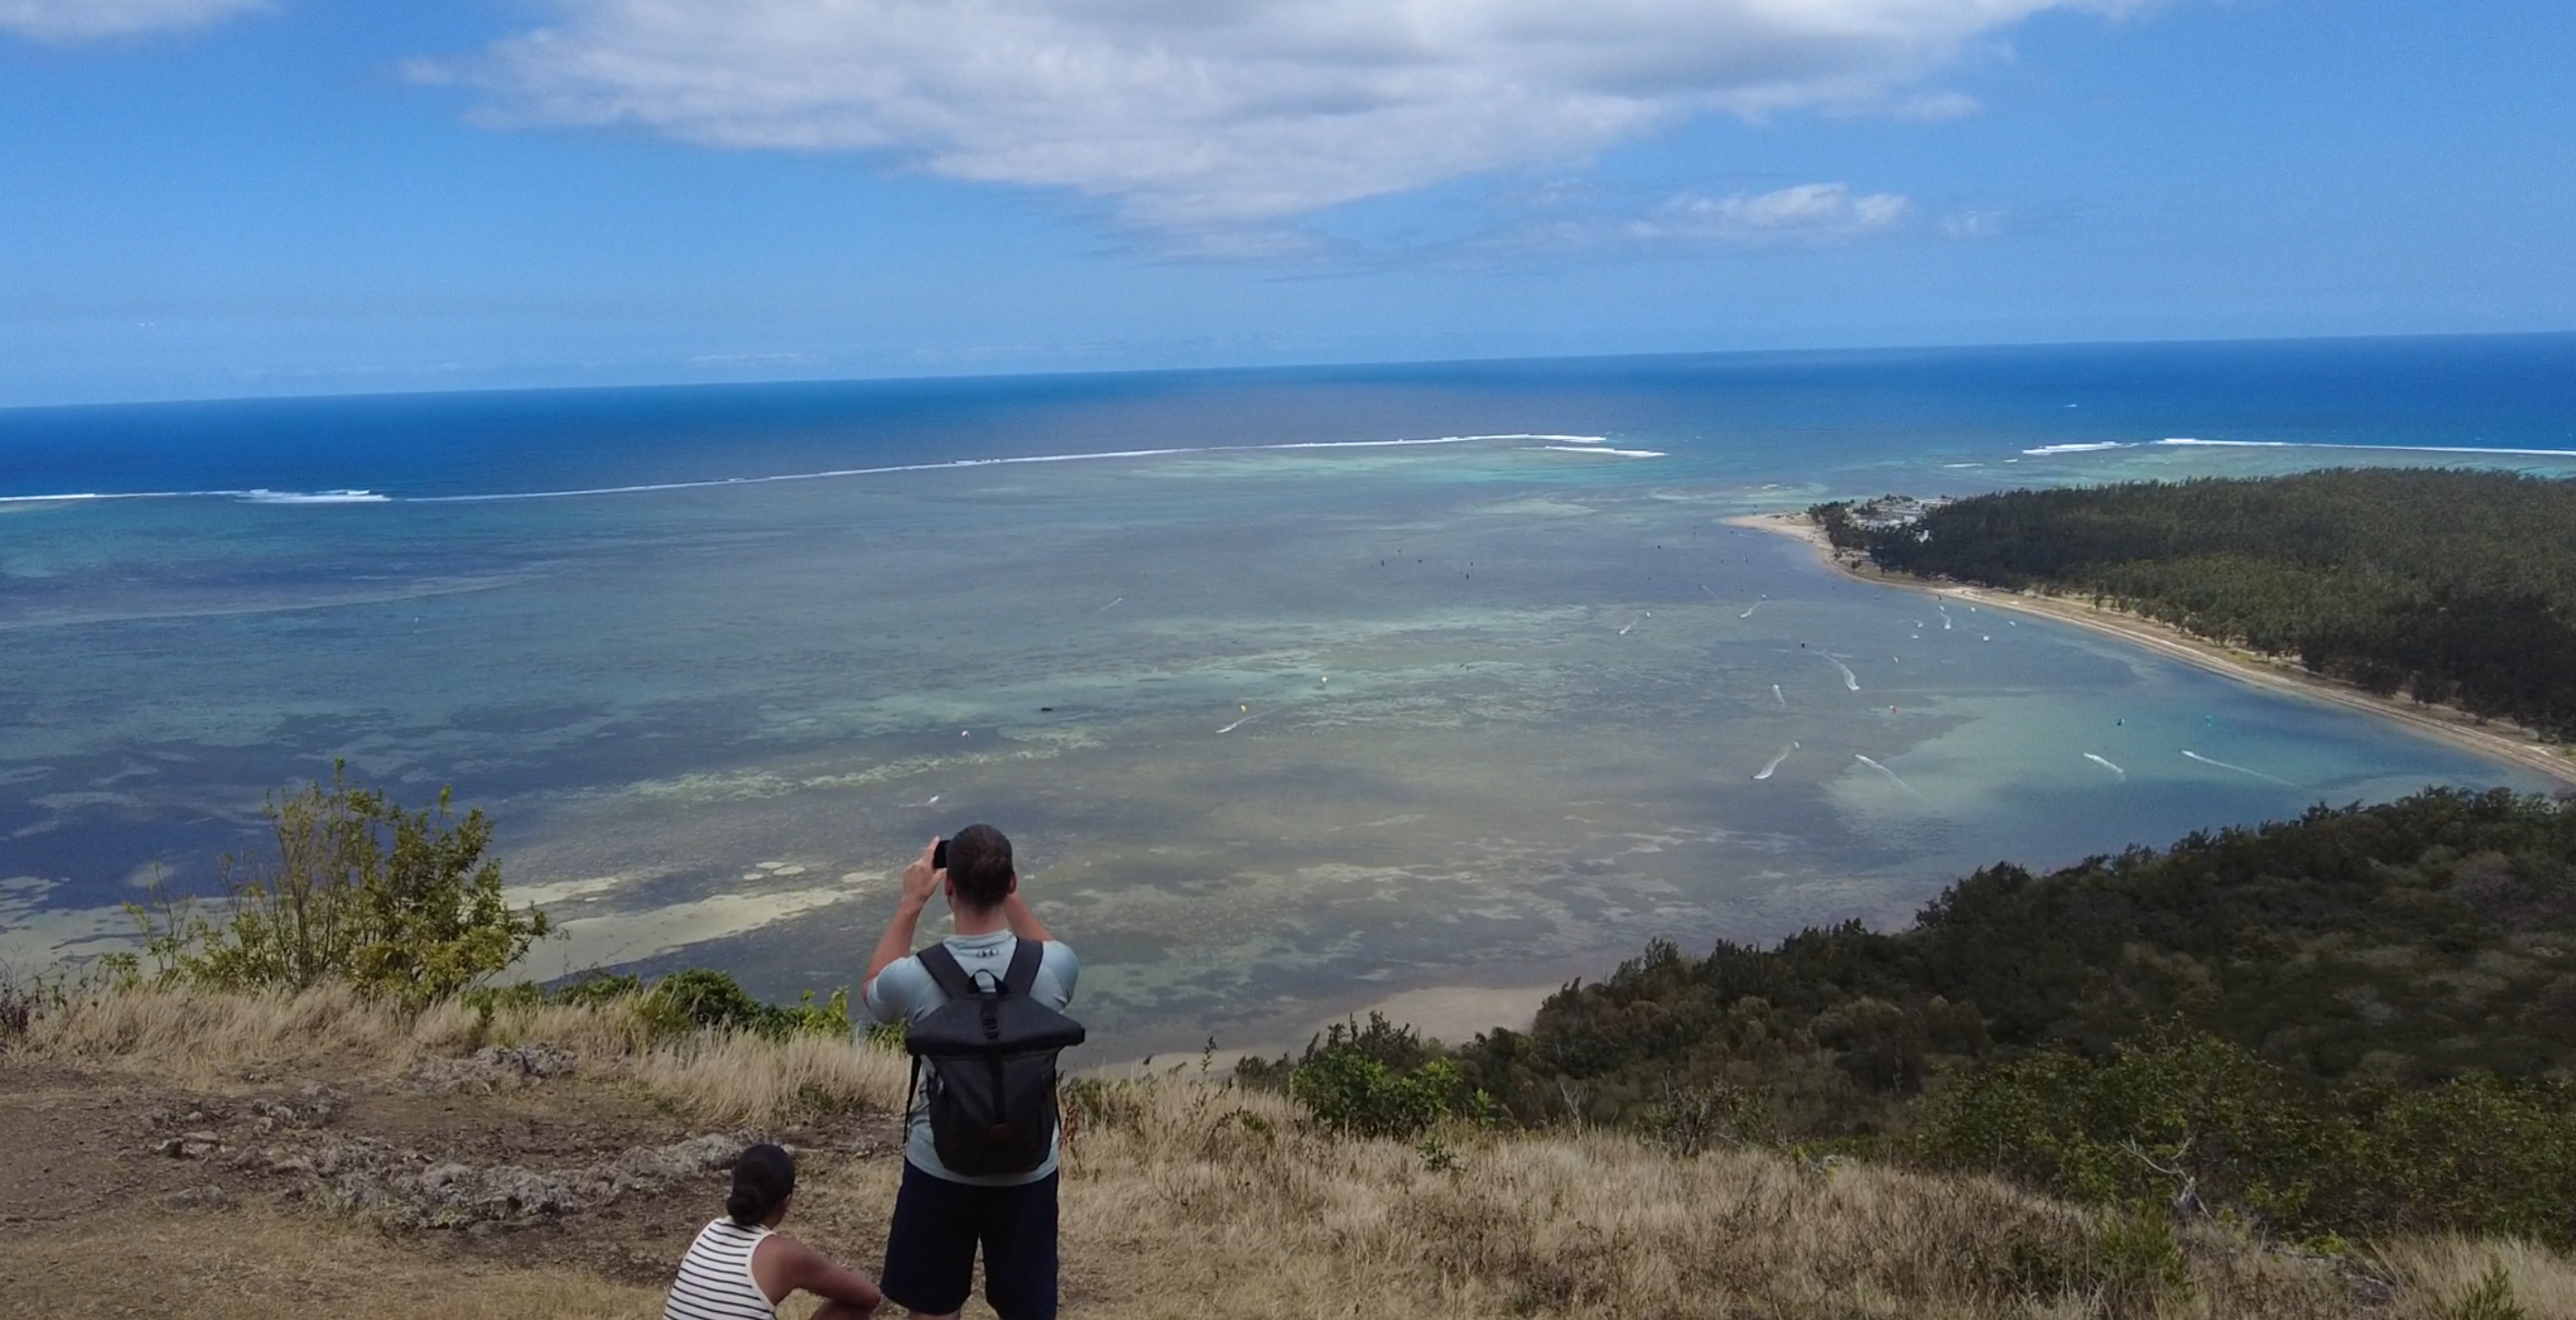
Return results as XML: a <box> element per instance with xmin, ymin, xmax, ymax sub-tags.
<box><xmin>664</xmin><ymin>1217</ymin><xmax>778</xmax><ymax>1320</ymax></box>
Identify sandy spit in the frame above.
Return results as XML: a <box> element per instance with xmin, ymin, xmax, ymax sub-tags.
<box><xmin>1730</xmin><ymin>511</ymin><xmax>2576</xmax><ymax>788</ymax></box>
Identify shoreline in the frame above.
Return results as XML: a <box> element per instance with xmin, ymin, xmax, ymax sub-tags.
<box><xmin>1730</xmin><ymin>510</ymin><xmax>2576</xmax><ymax>789</ymax></box>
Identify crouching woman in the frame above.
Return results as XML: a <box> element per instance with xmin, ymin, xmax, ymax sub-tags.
<box><xmin>665</xmin><ymin>1143</ymin><xmax>884</xmax><ymax>1320</ymax></box>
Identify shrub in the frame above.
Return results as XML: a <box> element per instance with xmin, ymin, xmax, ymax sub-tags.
<box><xmin>1912</xmin><ymin>1025</ymin><xmax>2349</xmax><ymax>1228</ymax></box>
<box><xmin>640</xmin><ymin>969</ymin><xmax>851</xmax><ymax>1041</ymax></box>
<box><xmin>127</xmin><ymin>765</ymin><xmax>549</xmax><ymax>1006</ymax></box>
<box><xmin>1640</xmin><ymin>1081</ymin><xmax>1771</xmax><ymax>1156</ymax></box>
<box><xmin>1290</xmin><ymin>1052</ymin><xmax>1462</xmax><ymax>1140</ymax></box>
<box><xmin>1237</xmin><ymin>1010</ymin><xmax>1443</xmax><ymax>1092</ymax></box>
<box><xmin>2364</xmin><ymin>1074</ymin><xmax>2576</xmax><ymax>1242</ymax></box>
<box><xmin>0</xmin><ymin>965</ymin><xmax>40</xmax><ymax>1044</ymax></box>
<box><xmin>2433</xmin><ymin>1261</ymin><xmax>2529</xmax><ymax>1320</ymax></box>
<box><xmin>1915</xmin><ymin>1025</ymin><xmax>2576</xmax><ymax>1245</ymax></box>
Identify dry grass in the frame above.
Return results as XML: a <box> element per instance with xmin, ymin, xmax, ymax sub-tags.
<box><xmin>2381</xmin><ymin>1237</ymin><xmax>2576</xmax><ymax>1318</ymax></box>
<box><xmin>1012</xmin><ymin>1077</ymin><xmax>2359</xmax><ymax>1320</ymax></box>
<box><xmin>0</xmin><ymin>1203</ymin><xmax>662</xmax><ymax>1320</ymax></box>
<box><xmin>15</xmin><ymin>986</ymin><xmax>2576</xmax><ymax>1318</ymax></box>
<box><xmin>22</xmin><ymin>984</ymin><xmax>907</xmax><ymax>1123</ymax></box>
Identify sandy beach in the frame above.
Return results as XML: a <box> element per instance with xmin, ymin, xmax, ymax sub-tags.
<box><xmin>1732</xmin><ymin>510</ymin><xmax>2576</xmax><ymax>789</ymax></box>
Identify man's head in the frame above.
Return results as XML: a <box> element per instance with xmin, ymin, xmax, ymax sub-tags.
<box><xmin>943</xmin><ymin>823</ymin><xmax>1014</xmax><ymax>913</ymax></box>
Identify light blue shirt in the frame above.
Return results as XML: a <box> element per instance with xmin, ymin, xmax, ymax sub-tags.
<box><xmin>863</xmin><ymin>928</ymin><xmax>1080</xmax><ymax>1185</ymax></box>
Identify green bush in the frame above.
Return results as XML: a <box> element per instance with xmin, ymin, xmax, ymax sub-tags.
<box><xmin>2363</xmin><ymin>1074</ymin><xmax>2576</xmax><ymax>1241</ymax></box>
<box><xmin>1291</xmin><ymin>1052</ymin><xmax>1463</xmax><ymax>1140</ymax></box>
<box><xmin>1238</xmin><ymin>1010</ymin><xmax>1443</xmax><ymax>1092</ymax></box>
<box><xmin>1914</xmin><ymin>1025</ymin><xmax>2576</xmax><ymax>1245</ymax></box>
<box><xmin>125</xmin><ymin>766</ymin><xmax>549</xmax><ymax>1006</ymax></box>
<box><xmin>1914</xmin><ymin>1025</ymin><xmax>2345</xmax><ymax>1228</ymax></box>
<box><xmin>638</xmin><ymin>969</ymin><xmax>851</xmax><ymax>1041</ymax></box>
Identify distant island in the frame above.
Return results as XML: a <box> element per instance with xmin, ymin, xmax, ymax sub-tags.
<box><xmin>1748</xmin><ymin>468</ymin><xmax>2576</xmax><ymax>784</ymax></box>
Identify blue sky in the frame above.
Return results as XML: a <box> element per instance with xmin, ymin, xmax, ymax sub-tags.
<box><xmin>2</xmin><ymin>0</ymin><xmax>2571</xmax><ymax>405</ymax></box>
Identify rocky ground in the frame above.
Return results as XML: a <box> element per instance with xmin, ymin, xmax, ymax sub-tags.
<box><xmin>0</xmin><ymin>1047</ymin><xmax>906</xmax><ymax>1312</ymax></box>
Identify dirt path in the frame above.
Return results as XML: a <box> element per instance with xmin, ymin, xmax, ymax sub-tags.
<box><xmin>1732</xmin><ymin>511</ymin><xmax>2576</xmax><ymax>788</ymax></box>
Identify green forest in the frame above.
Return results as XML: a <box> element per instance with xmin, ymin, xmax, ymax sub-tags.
<box><xmin>1810</xmin><ymin>468</ymin><xmax>2576</xmax><ymax>739</ymax></box>
<box><xmin>1245</xmin><ymin>788</ymin><xmax>2576</xmax><ymax>1245</ymax></box>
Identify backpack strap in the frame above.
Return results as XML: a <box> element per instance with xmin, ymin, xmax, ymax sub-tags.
<box><xmin>1000</xmin><ymin>937</ymin><xmax>1045</xmax><ymax>996</ymax></box>
<box><xmin>916</xmin><ymin>943</ymin><xmax>980</xmax><ymax>1000</ymax></box>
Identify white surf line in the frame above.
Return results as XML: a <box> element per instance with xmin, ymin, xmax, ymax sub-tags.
<box><xmin>2156</xmin><ymin>438</ymin><xmax>2576</xmax><ymax>458</ymax></box>
<box><xmin>1853</xmin><ymin>755</ymin><xmax>1916</xmax><ymax>795</ymax></box>
<box><xmin>2182</xmin><ymin>750</ymin><xmax>2301</xmax><ymax>787</ymax></box>
<box><xmin>1826</xmin><ymin>655</ymin><xmax>1860</xmax><ymax>691</ymax></box>
<box><xmin>1093</xmin><ymin>596</ymin><xmax>1124</xmax><ymax>613</ymax></box>
<box><xmin>2083</xmin><ymin>753</ymin><xmax>2127</xmax><ymax>780</ymax></box>
<box><xmin>2022</xmin><ymin>442</ymin><xmax>2132</xmax><ymax>455</ymax></box>
<box><xmin>1754</xmin><ymin>741</ymin><xmax>1800</xmax><ymax>781</ymax></box>
<box><xmin>1216</xmin><ymin>708</ymin><xmax>1266</xmax><ymax>734</ymax></box>
<box><xmin>1541</xmin><ymin>445</ymin><xmax>1665</xmax><ymax>457</ymax></box>
<box><xmin>0</xmin><ymin>487</ymin><xmax>387</xmax><ymax>505</ymax></box>
<box><xmin>408</xmin><ymin>433</ymin><xmax>1571</xmax><ymax>505</ymax></box>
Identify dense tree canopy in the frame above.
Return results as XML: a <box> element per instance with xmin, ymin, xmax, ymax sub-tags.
<box><xmin>1246</xmin><ymin>790</ymin><xmax>2576</xmax><ymax>1242</ymax></box>
<box><xmin>1450</xmin><ymin>788</ymin><xmax>2576</xmax><ymax>1130</ymax></box>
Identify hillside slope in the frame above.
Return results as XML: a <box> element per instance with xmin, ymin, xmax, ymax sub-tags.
<box><xmin>7</xmin><ymin>985</ymin><xmax>2548</xmax><ymax>1319</ymax></box>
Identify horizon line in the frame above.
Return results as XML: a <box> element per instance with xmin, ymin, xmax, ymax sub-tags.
<box><xmin>5</xmin><ymin>326</ymin><xmax>2574</xmax><ymax>417</ymax></box>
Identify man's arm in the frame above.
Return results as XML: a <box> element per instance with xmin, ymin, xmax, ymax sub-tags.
<box><xmin>864</xmin><ymin>838</ymin><xmax>944</xmax><ymax>990</ymax></box>
<box><xmin>1001</xmin><ymin>890</ymin><xmax>1053</xmax><ymax>944</ymax></box>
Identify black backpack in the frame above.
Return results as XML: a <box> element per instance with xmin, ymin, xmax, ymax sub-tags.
<box><xmin>904</xmin><ymin>939</ymin><xmax>1087</xmax><ymax>1177</ymax></box>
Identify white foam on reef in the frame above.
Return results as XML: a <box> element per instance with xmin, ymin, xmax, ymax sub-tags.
<box><xmin>2155</xmin><ymin>438</ymin><xmax>2576</xmax><ymax>458</ymax></box>
<box><xmin>2022</xmin><ymin>442</ymin><xmax>2132</xmax><ymax>455</ymax></box>
<box><xmin>235</xmin><ymin>489</ymin><xmax>389</xmax><ymax>505</ymax></box>
<box><xmin>3</xmin><ymin>434</ymin><xmax>1627</xmax><ymax>507</ymax></box>
<box><xmin>0</xmin><ymin>487</ymin><xmax>387</xmax><ymax>505</ymax></box>
<box><xmin>419</xmin><ymin>434</ymin><xmax>1634</xmax><ymax>504</ymax></box>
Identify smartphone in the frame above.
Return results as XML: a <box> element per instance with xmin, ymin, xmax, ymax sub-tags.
<box><xmin>932</xmin><ymin>837</ymin><xmax>948</xmax><ymax>870</ymax></box>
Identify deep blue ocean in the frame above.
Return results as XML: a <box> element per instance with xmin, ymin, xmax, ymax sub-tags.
<box><xmin>5</xmin><ymin>335</ymin><xmax>2573</xmax><ymax>1056</ymax></box>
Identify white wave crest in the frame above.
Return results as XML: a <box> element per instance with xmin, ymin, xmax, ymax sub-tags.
<box><xmin>2155</xmin><ymin>438</ymin><xmax>2576</xmax><ymax>458</ymax></box>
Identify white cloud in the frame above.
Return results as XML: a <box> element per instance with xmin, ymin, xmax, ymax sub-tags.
<box><xmin>444</xmin><ymin>0</ymin><xmax>2132</xmax><ymax>231</ymax></box>
<box><xmin>0</xmin><ymin>0</ymin><xmax>265</xmax><ymax>42</ymax></box>
<box><xmin>1628</xmin><ymin>183</ymin><xmax>1912</xmax><ymax>242</ymax></box>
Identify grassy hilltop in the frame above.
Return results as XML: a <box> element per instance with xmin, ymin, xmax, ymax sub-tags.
<box><xmin>8</xmin><ymin>774</ymin><xmax>2576</xmax><ymax>1316</ymax></box>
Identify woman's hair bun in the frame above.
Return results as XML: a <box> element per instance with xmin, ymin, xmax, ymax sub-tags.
<box><xmin>726</xmin><ymin>1143</ymin><xmax>796</xmax><ymax>1226</ymax></box>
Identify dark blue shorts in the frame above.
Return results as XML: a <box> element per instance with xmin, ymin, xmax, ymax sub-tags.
<box><xmin>880</xmin><ymin>1161</ymin><xmax>1060</xmax><ymax>1320</ymax></box>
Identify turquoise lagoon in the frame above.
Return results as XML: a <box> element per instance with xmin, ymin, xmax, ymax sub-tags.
<box><xmin>4</xmin><ymin>337</ymin><xmax>2573</xmax><ymax>1056</ymax></box>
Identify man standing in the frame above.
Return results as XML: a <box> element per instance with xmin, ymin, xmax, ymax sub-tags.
<box><xmin>862</xmin><ymin>825</ymin><xmax>1079</xmax><ymax>1320</ymax></box>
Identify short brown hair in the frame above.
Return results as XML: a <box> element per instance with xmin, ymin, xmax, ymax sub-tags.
<box><xmin>944</xmin><ymin>824</ymin><xmax>1013</xmax><ymax>911</ymax></box>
